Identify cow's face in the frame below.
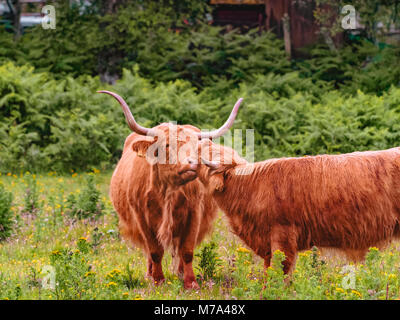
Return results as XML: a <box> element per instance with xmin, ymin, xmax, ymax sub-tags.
<box><xmin>196</xmin><ymin>139</ymin><xmax>247</xmax><ymax>193</ymax></box>
<box><xmin>131</xmin><ymin>124</ymin><xmax>201</xmax><ymax>186</ymax></box>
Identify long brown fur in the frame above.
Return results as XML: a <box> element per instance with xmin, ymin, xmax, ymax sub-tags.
<box><xmin>197</xmin><ymin>141</ymin><xmax>400</xmax><ymax>274</ymax></box>
<box><xmin>111</xmin><ymin>125</ymin><xmax>217</xmax><ymax>289</ymax></box>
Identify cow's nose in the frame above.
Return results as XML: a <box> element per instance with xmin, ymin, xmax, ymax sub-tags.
<box><xmin>184</xmin><ymin>158</ymin><xmax>198</xmax><ymax>171</ymax></box>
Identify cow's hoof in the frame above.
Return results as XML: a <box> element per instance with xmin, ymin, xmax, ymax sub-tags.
<box><xmin>184</xmin><ymin>281</ymin><xmax>200</xmax><ymax>290</ymax></box>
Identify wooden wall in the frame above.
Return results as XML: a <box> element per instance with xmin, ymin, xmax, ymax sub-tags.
<box><xmin>211</xmin><ymin>0</ymin><xmax>342</xmax><ymax>53</ymax></box>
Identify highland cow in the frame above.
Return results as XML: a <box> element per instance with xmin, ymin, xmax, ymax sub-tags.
<box><xmin>99</xmin><ymin>90</ymin><xmax>242</xmax><ymax>289</ymax></box>
<box><xmin>198</xmin><ymin>140</ymin><xmax>400</xmax><ymax>274</ymax></box>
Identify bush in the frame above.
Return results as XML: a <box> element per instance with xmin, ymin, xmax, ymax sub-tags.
<box><xmin>135</xmin><ymin>25</ymin><xmax>290</xmax><ymax>88</ymax></box>
<box><xmin>261</xmin><ymin>250</ymin><xmax>288</xmax><ymax>300</ymax></box>
<box><xmin>236</xmin><ymin>85</ymin><xmax>400</xmax><ymax>161</ymax></box>
<box><xmin>0</xmin><ymin>62</ymin><xmax>212</xmax><ymax>172</ymax></box>
<box><xmin>0</xmin><ymin>183</ymin><xmax>13</xmax><ymax>240</ymax></box>
<box><xmin>1</xmin><ymin>56</ymin><xmax>400</xmax><ymax>172</ymax></box>
<box><xmin>66</xmin><ymin>175</ymin><xmax>104</xmax><ymax>220</ymax></box>
<box><xmin>1</xmin><ymin>1</ymin><xmax>399</xmax><ymax>98</ymax></box>
<box><xmin>0</xmin><ymin>62</ymin><xmax>128</xmax><ymax>172</ymax></box>
<box><xmin>195</xmin><ymin>241</ymin><xmax>221</xmax><ymax>281</ymax></box>
<box><xmin>296</xmin><ymin>40</ymin><xmax>400</xmax><ymax>95</ymax></box>
<box><xmin>49</xmin><ymin>246</ymin><xmax>96</xmax><ymax>300</ymax></box>
<box><xmin>0</xmin><ymin>3</ymin><xmax>290</xmax><ymax>88</ymax></box>
<box><xmin>16</xmin><ymin>4</ymin><xmax>99</xmax><ymax>77</ymax></box>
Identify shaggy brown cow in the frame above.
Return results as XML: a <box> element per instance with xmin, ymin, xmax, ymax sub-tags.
<box><xmin>99</xmin><ymin>90</ymin><xmax>242</xmax><ymax>289</ymax></box>
<box><xmin>197</xmin><ymin>140</ymin><xmax>400</xmax><ymax>274</ymax></box>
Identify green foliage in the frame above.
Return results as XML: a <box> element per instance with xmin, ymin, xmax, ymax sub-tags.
<box><xmin>0</xmin><ymin>0</ymin><xmax>398</xmax><ymax>97</ymax></box>
<box><xmin>48</xmin><ymin>194</ymin><xmax>64</xmax><ymax>230</ymax></box>
<box><xmin>297</xmin><ymin>41</ymin><xmax>400</xmax><ymax>95</ymax></box>
<box><xmin>0</xmin><ymin>2</ymin><xmax>399</xmax><ymax>173</ymax></box>
<box><xmin>349</xmin><ymin>45</ymin><xmax>400</xmax><ymax>95</ymax></box>
<box><xmin>261</xmin><ymin>250</ymin><xmax>288</xmax><ymax>299</ymax></box>
<box><xmin>16</xmin><ymin>4</ymin><xmax>99</xmax><ymax>77</ymax></box>
<box><xmin>65</xmin><ymin>175</ymin><xmax>104</xmax><ymax>220</ymax></box>
<box><xmin>315</xmin><ymin>0</ymin><xmax>400</xmax><ymax>41</ymax></box>
<box><xmin>231</xmin><ymin>247</ymin><xmax>257</xmax><ymax>299</ymax></box>
<box><xmin>49</xmin><ymin>246</ymin><xmax>96</xmax><ymax>300</ymax></box>
<box><xmin>0</xmin><ymin>27</ymin><xmax>21</xmax><ymax>65</ymax></box>
<box><xmin>134</xmin><ymin>25</ymin><xmax>290</xmax><ymax>88</ymax></box>
<box><xmin>118</xmin><ymin>263</ymin><xmax>146</xmax><ymax>290</ymax></box>
<box><xmin>23</xmin><ymin>174</ymin><xmax>39</xmax><ymax>214</ymax></box>
<box><xmin>0</xmin><ymin>62</ymin><xmax>127</xmax><ymax>172</ymax></box>
<box><xmin>0</xmin><ymin>3</ymin><xmax>289</xmax><ymax>87</ymax></box>
<box><xmin>0</xmin><ymin>183</ymin><xmax>13</xmax><ymax>240</ymax></box>
<box><xmin>90</xmin><ymin>227</ymin><xmax>104</xmax><ymax>254</ymax></box>
<box><xmin>195</xmin><ymin>241</ymin><xmax>221</xmax><ymax>281</ymax></box>
<box><xmin>237</xmin><ymin>85</ymin><xmax>400</xmax><ymax>161</ymax></box>
<box><xmin>0</xmin><ymin>274</ymin><xmax>23</xmax><ymax>300</ymax></box>
<box><xmin>1</xmin><ymin>60</ymin><xmax>400</xmax><ymax>171</ymax></box>
<box><xmin>292</xmin><ymin>247</ymin><xmax>329</xmax><ymax>299</ymax></box>
<box><xmin>352</xmin><ymin>247</ymin><xmax>400</xmax><ymax>299</ymax></box>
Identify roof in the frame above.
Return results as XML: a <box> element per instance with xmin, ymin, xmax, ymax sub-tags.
<box><xmin>210</xmin><ymin>0</ymin><xmax>265</xmax><ymax>5</ymax></box>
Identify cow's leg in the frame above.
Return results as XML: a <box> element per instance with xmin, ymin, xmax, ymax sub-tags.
<box><xmin>170</xmin><ymin>205</ymin><xmax>201</xmax><ymax>289</ymax></box>
<box><xmin>149</xmin><ymin>247</ymin><xmax>165</xmax><ymax>285</ymax></box>
<box><xmin>146</xmin><ymin>255</ymin><xmax>153</xmax><ymax>278</ymax></box>
<box><xmin>179</xmin><ymin>247</ymin><xmax>199</xmax><ymax>289</ymax></box>
<box><xmin>131</xmin><ymin>207</ymin><xmax>166</xmax><ymax>285</ymax></box>
<box><xmin>135</xmin><ymin>228</ymin><xmax>165</xmax><ymax>284</ymax></box>
<box><xmin>260</xmin><ymin>252</ymin><xmax>272</xmax><ymax>299</ymax></box>
<box><xmin>178</xmin><ymin>208</ymin><xmax>201</xmax><ymax>290</ymax></box>
<box><xmin>270</xmin><ymin>225</ymin><xmax>298</xmax><ymax>275</ymax></box>
<box><xmin>264</xmin><ymin>252</ymin><xmax>271</xmax><ymax>271</ymax></box>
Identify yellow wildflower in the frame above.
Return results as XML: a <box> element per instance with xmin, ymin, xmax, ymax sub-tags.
<box><xmin>106</xmin><ymin>281</ymin><xmax>117</xmax><ymax>288</ymax></box>
<box><xmin>51</xmin><ymin>250</ymin><xmax>60</xmax><ymax>256</ymax></box>
<box><xmin>85</xmin><ymin>271</ymin><xmax>96</xmax><ymax>277</ymax></box>
<box><xmin>351</xmin><ymin>290</ymin><xmax>362</xmax><ymax>298</ymax></box>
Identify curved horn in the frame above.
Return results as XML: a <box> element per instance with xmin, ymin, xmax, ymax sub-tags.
<box><xmin>97</xmin><ymin>90</ymin><xmax>152</xmax><ymax>136</ymax></box>
<box><xmin>198</xmin><ymin>98</ymin><xmax>243</xmax><ymax>139</ymax></box>
<box><xmin>201</xmin><ymin>157</ymin><xmax>220</xmax><ymax>170</ymax></box>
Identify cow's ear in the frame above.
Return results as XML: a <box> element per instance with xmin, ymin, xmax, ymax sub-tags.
<box><xmin>132</xmin><ymin>140</ymin><xmax>154</xmax><ymax>158</ymax></box>
<box><xmin>209</xmin><ymin>174</ymin><xmax>224</xmax><ymax>192</ymax></box>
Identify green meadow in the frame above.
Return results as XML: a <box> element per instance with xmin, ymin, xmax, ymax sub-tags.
<box><xmin>0</xmin><ymin>171</ymin><xmax>400</xmax><ymax>300</ymax></box>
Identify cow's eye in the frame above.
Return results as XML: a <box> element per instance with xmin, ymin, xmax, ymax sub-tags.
<box><xmin>165</xmin><ymin>144</ymin><xmax>170</xmax><ymax>148</ymax></box>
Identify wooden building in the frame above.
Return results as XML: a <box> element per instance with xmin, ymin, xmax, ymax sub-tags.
<box><xmin>210</xmin><ymin>0</ymin><xmax>329</xmax><ymax>54</ymax></box>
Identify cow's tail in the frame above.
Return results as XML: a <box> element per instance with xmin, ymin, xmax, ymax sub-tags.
<box><xmin>157</xmin><ymin>190</ymin><xmax>175</xmax><ymax>250</ymax></box>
